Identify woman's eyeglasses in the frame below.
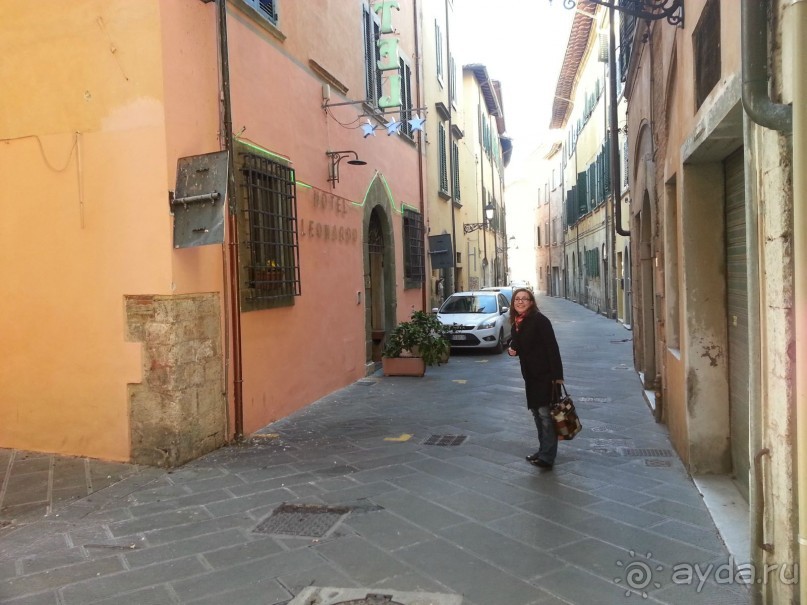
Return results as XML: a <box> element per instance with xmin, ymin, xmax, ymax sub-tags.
<box><xmin>513</xmin><ymin>297</ymin><xmax>533</xmax><ymax>302</ymax></box>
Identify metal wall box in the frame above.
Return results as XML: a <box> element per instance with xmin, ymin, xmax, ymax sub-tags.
<box><xmin>171</xmin><ymin>151</ymin><xmax>229</xmax><ymax>248</ymax></box>
<box><xmin>428</xmin><ymin>234</ymin><xmax>454</xmax><ymax>270</ymax></box>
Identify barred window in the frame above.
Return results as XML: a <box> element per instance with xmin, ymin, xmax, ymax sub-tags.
<box><xmin>403</xmin><ymin>209</ymin><xmax>425</xmax><ymax>285</ymax></box>
<box><xmin>238</xmin><ymin>150</ymin><xmax>300</xmax><ymax>310</ymax></box>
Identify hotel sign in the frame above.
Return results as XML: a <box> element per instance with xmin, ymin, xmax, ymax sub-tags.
<box><xmin>374</xmin><ymin>1</ymin><xmax>401</xmax><ymax>109</ymax></box>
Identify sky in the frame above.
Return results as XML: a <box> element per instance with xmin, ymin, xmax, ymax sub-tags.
<box><xmin>453</xmin><ymin>1</ymin><xmax>576</xmax><ymax>283</ymax></box>
<box><xmin>453</xmin><ymin>0</ymin><xmax>575</xmax><ymax>182</ymax></box>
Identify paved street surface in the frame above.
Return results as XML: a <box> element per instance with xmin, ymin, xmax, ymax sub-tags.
<box><xmin>0</xmin><ymin>296</ymin><xmax>751</xmax><ymax>604</ymax></box>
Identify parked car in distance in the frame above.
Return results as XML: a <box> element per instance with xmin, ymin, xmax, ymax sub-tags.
<box><xmin>481</xmin><ymin>286</ymin><xmax>515</xmax><ymax>305</ymax></box>
<box><xmin>510</xmin><ymin>280</ymin><xmax>533</xmax><ymax>291</ymax></box>
<box><xmin>433</xmin><ymin>291</ymin><xmax>511</xmax><ymax>353</ymax></box>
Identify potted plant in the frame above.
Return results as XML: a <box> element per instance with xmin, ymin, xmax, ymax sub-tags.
<box><xmin>382</xmin><ymin>310</ymin><xmax>451</xmax><ymax>376</ymax></box>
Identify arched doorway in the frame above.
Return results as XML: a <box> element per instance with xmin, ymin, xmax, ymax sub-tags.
<box><xmin>362</xmin><ymin>177</ymin><xmax>396</xmax><ymax>371</ymax></box>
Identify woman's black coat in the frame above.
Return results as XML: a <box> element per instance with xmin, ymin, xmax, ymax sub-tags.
<box><xmin>509</xmin><ymin>309</ymin><xmax>564</xmax><ymax>410</ymax></box>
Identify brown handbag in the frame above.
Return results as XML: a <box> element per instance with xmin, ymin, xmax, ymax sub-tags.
<box><xmin>550</xmin><ymin>384</ymin><xmax>582</xmax><ymax>440</ymax></box>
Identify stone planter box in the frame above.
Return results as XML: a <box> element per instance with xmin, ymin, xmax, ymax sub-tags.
<box><xmin>382</xmin><ymin>356</ymin><xmax>426</xmax><ymax>377</ymax></box>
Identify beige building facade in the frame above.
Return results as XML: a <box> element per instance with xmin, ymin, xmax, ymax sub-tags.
<box><xmin>548</xmin><ymin>4</ymin><xmax>631</xmax><ymax>323</ymax></box>
<box><xmin>625</xmin><ymin>0</ymin><xmax>806</xmax><ymax>600</ymax></box>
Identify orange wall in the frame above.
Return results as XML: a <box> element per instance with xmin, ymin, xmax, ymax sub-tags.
<box><xmin>0</xmin><ymin>1</ymin><xmax>171</xmax><ymax>460</ymax></box>
<box><xmin>1</xmin><ymin>0</ymin><xmax>425</xmax><ymax>458</ymax></box>
<box><xmin>218</xmin><ymin>2</ymin><xmax>422</xmax><ymax>432</ymax></box>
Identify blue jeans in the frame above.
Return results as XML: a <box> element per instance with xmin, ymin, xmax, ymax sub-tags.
<box><xmin>531</xmin><ymin>406</ymin><xmax>558</xmax><ymax>464</ymax></box>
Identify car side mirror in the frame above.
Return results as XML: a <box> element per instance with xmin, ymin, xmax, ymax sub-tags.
<box><xmin>431</xmin><ymin>307</ymin><xmax>439</xmax><ymax>313</ymax></box>
<box><xmin>501</xmin><ymin>306</ymin><xmax>509</xmax><ymax>314</ymax></box>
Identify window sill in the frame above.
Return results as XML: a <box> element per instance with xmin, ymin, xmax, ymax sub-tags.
<box><xmin>438</xmin><ymin>190</ymin><xmax>451</xmax><ymax>200</ymax></box>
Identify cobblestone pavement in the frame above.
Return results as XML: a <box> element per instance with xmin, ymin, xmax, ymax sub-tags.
<box><xmin>0</xmin><ymin>296</ymin><xmax>751</xmax><ymax>604</ymax></box>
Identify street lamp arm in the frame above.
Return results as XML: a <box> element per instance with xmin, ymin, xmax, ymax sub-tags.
<box><xmin>555</xmin><ymin>0</ymin><xmax>683</xmax><ymax>26</ymax></box>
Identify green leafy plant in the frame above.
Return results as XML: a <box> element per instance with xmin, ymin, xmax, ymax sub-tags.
<box><xmin>383</xmin><ymin>310</ymin><xmax>451</xmax><ymax>366</ymax></box>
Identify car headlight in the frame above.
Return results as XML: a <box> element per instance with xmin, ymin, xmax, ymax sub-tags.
<box><xmin>477</xmin><ymin>318</ymin><xmax>497</xmax><ymax>330</ymax></box>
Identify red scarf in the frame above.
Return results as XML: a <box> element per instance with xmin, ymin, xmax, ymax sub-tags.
<box><xmin>514</xmin><ymin>312</ymin><xmax>526</xmax><ymax>332</ymax></box>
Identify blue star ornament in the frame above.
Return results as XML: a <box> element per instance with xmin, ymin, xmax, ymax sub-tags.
<box><xmin>361</xmin><ymin>120</ymin><xmax>376</xmax><ymax>138</ymax></box>
<box><xmin>385</xmin><ymin>118</ymin><xmax>402</xmax><ymax>135</ymax></box>
<box><xmin>408</xmin><ymin>113</ymin><xmax>426</xmax><ymax>132</ymax></box>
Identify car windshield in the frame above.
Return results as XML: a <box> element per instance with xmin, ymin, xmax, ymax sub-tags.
<box><xmin>440</xmin><ymin>295</ymin><xmax>498</xmax><ymax>314</ymax></box>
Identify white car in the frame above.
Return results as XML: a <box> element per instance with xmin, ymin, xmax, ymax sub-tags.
<box><xmin>481</xmin><ymin>286</ymin><xmax>515</xmax><ymax>305</ymax></box>
<box><xmin>433</xmin><ymin>291</ymin><xmax>511</xmax><ymax>353</ymax></box>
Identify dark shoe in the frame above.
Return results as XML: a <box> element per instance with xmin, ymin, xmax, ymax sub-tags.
<box><xmin>525</xmin><ymin>451</ymin><xmax>542</xmax><ymax>462</ymax></box>
<box><xmin>529</xmin><ymin>458</ymin><xmax>553</xmax><ymax>469</ymax></box>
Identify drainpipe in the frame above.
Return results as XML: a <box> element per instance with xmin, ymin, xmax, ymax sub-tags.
<box><xmin>413</xmin><ymin>0</ymin><xmax>427</xmax><ymax>311</ymax></box>
<box><xmin>792</xmin><ymin>1</ymin><xmax>807</xmax><ymax>600</ymax></box>
<box><xmin>741</xmin><ymin>0</ymin><xmax>792</xmax><ymax>131</ymax></box>
<box><xmin>445</xmin><ymin>0</ymin><xmax>457</xmax><ymax>295</ymax></box>
<box><xmin>217</xmin><ymin>0</ymin><xmax>244</xmax><ymax>439</ymax></box>
<box><xmin>741</xmin><ymin>0</ymin><xmax>796</xmax><ymax>599</ymax></box>
<box><xmin>608</xmin><ymin>7</ymin><xmax>630</xmax><ymax>237</ymax></box>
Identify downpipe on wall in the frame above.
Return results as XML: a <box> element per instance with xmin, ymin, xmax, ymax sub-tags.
<box><xmin>740</xmin><ymin>1</ymin><xmax>795</xmax><ymax>601</ymax></box>
<box><xmin>791</xmin><ymin>1</ymin><xmax>807</xmax><ymax>600</ymax></box>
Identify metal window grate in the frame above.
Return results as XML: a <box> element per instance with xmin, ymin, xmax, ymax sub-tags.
<box><xmin>423</xmin><ymin>435</ymin><xmax>466</xmax><ymax>446</ymax></box>
<box><xmin>241</xmin><ymin>153</ymin><xmax>300</xmax><ymax>302</ymax></box>
<box><xmin>403</xmin><ymin>209</ymin><xmax>425</xmax><ymax>283</ymax></box>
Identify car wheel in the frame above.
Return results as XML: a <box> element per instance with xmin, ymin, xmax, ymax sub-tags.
<box><xmin>493</xmin><ymin>329</ymin><xmax>505</xmax><ymax>354</ymax></box>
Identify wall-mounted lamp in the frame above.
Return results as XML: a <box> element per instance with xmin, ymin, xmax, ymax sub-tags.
<box><xmin>326</xmin><ymin>150</ymin><xmax>367</xmax><ymax>187</ymax></box>
<box><xmin>463</xmin><ymin>202</ymin><xmax>495</xmax><ymax>234</ymax></box>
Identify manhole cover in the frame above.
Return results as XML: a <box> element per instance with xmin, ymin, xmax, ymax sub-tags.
<box><xmin>621</xmin><ymin>448</ymin><xmax>674</xmax><ymax>457</ymax></box>
<box><xmin>578</xmin><ymin>396</ymin><xmax>610</xmax><ymax>402</ymax></box>
<box><xmin>423</xmin><ymin>435</ymin><xmax>466</xmax><ymax>446</ymax></box>
<box><xmin>334</xmin><ymin>595</ymin><xmax>404</xmax><ymax>605</ymax></box>
<box><xmin>645</xmin><ymin>459</ymin><xmax>672</xmax><ymax>467</ymax></box>
<box><xmin>254</xmin><ymin>503</ymin><xmax>349</xmax><ymax>538</ymax></box>
<box><xmin>288</xmin><ymin>587</ymin><xmax>463</xmax><ymax>605</ymax></box>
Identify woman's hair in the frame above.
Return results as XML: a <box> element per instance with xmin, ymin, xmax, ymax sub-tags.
<box><xmin>509</xmin><ymin>288</ymin><xmax>537</xmax><ymax>325</ymax></box>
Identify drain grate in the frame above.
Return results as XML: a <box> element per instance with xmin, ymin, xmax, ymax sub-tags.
<box><xmin>578</xmin><ymin>396</ymin><xmax>610</xmax><ymax>402</ymax></box>
<box><xmin>622</xmin><ymin>448</ymin><xmax>674</xmax><ymax>457</ymax></box>
<box><xmin>645</xmin><ymin>459</ymin><xmax>672</xmax><ymax>467</ymax></box>
<box><xmin>254</xmin><ymin>503</ymin><xmax>350</xmax><ymax>538</ymax></box>
<box><xmin>423</xmin><ymin>435</ymin><xmax>466</xmax><ymax>446</ymax></box>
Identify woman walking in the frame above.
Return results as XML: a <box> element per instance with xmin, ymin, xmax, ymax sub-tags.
<box><xmin>507</xmin><ymin>289</ymin><xmax>564</xmax><ymax>469</ymax></box>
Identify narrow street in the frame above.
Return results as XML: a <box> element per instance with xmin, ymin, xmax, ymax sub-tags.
<box><xmin>0</xmin><ymin>296</ymin><xmax>752</xmax><ymax>605</ymax></box>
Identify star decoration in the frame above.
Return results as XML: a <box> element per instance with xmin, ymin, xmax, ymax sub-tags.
<box><xmin>385</xmin><ymin>118</ymin><xmax>402</xmax><ymax>136</ymax></box>
<box><xmin>361</xmin><ymin>120</ymin><xmax>376</xmax><ymax>138</ymax></box>
<box><xmin>408</xmin><ymin>113</ymin><xmax>426</xmax><ymax>132</ymax></box>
